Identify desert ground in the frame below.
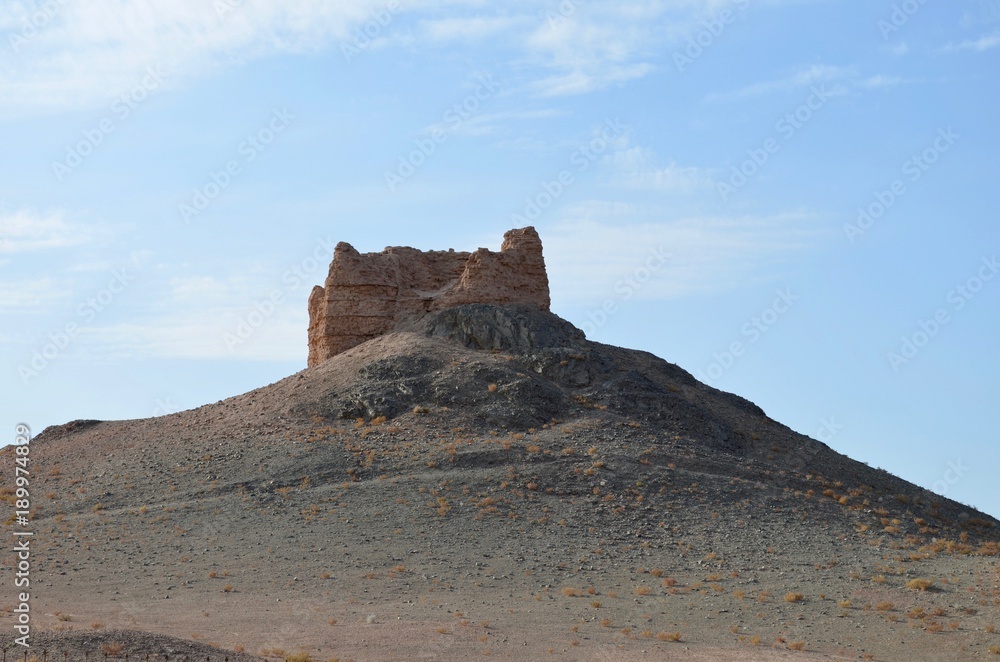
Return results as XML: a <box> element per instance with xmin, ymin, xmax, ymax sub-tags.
<box><xmin>4</xmin><ymin>305</ymin><xmax>999</xmax><ymax>660</ymax></box>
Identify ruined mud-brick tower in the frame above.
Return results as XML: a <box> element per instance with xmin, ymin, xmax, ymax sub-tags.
<box><xmin>307</xmin><ymin>226</ymin><xmax>550</xmax><ymax>367</ymax></box>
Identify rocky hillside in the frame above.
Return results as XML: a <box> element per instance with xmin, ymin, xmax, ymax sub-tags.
<box><xmin>4</xmin><ymin>304</ymin><xmax>999</xmax><ymax>661</ymax></box>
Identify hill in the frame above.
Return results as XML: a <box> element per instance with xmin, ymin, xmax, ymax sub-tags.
<box><xmin>3</xmin><ymin>303</ymin><xmax>999</xmax><ymax>661</ymax></box>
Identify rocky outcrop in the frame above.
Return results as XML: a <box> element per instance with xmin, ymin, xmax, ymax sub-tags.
<box><xmin>307</xmin><ymin>227</ymin><xmax>550</xmax><ymax>366</ymax></box>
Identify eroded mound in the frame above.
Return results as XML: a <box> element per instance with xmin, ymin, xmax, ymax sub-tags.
<box><xmin>8</xmin><ymin>303</ymin><xmax>1000</xmax><ymax>661</ymax></box>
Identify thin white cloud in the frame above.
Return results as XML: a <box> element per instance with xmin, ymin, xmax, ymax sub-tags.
<box><xmin>0</xmin><ymin>0</ymin><xmax>786</xmax><ymax>115</ymax></box>
<box><xmin>885</xmin><ymin>42</ymin><xmax>910</xmax><ymax>57</ymax></box>
<box><xmin>706</xmin><ymin>64</ymin><xmax>853</xmax><ymax>102</ymax></box>
<box><xmin>419</xmin><ymin>15</ymin><xmax>527</xmax><ymax>42</ymax></box>
<box><xmin>77</xmin><ymin>312</ymin><xmax>308</xmax><ymax>362</ymax></box>
<box><xmin>530</xmin><ymin>63</ymin><xmax>655</xmax><ymax>98</ymax></box>
<box><xmin>942</xmin><ymin>30</ymin><xmax>1000</xmax><ymax>52</ymax></box>
<box><xmin>0</xmin><ymin>209</ymin><xmax>93</xmax><ymax>254</ymax></box>
<box><xmin>544</xmin><ymin>204</ymin><xmax>825</xmax><ymax>304</ymax></box>
<box><xmin>424</xmin><ymin>109</ymin><xmax>568</xmax><ymax>138</ymax></box>
<box><xmin>524</xmin><ymin>9</ymin><xmax>658</xmax><ymax>97</ymax></box>
<box><xmin>168</xmin><ymin>276</ymin><xmax>235</xmax><ymax>303</ymax></box>
<box><xmin>0</xmin><ymin>277</ymin><xmax>73</xmax><ymax>312</ymax></box>
<box><xmin>0</xmin><ymin>0</ymin><xmax>400</xmax><ymax>117</ymax></box>
<box><xmin>860</xmin><ymin>75</ymin><xmax>907</xmax><ymax>89</ymax></box>
<box><xmin>607</xmin><ymin>145</ymin><xmax>716</xmax><ymax>193</ymax></box>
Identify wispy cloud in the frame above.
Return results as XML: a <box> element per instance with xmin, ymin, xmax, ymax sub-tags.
<box><xmin>705</xmin><ymin>64</ymin><xmax>853</xmax><ymax>102</ymax></box>
<box><xmin>941</xmin><ymin>30</ymin><xmax>1000</xmax><ymax>52</ymax></box>
<box><xmin>424</xmin><ymin>109</ymin><xmax>567</xmax><ymax>138</ymax></box>
<box><xmin>0</xmin><ymin>277</ymin><xmax>73</xmax><ymax>312</ymax></box>
<box><xmin>419</xmin><ymin>15</ymin><xmax>527</xmax><ymax>42</ymax></box>
<box><xmin>1</xmin><ymin>0</ymin><xmax>784</xmax><ymax>116</ymax></box>
<box><xmin>76</xmin><ymin>312</ymin><xmax>307</xmax><ymax>362</ymax></box>
<box><xmin>607</xmin><ymin>146</ymin><xmax>717</xmax><ymax>193</ymax></box>
<box><xmin>545</xmin><ymin>204</ymin><xmax>827</xmax><ymax>304</ymax></box>
<box><xmin>0</xmin><ymin>209</ymin><xmax>95</xmax><ymax>254</ymax></box>
<box><xmin>0</xmin><ymin>0</ymin><xmax>399</xmax><ymax>117</ymax></box>
<box><xmin>860</xmin><ymin>75</ymin><xmax>909</xmax><ymax>89</ymax></box>
<box><xmin>524</xmin><ymin>9</ymin><xmax>658</xmax><ymax>97</ymax></box>
<box><xmin>885</xmin><ymin>42</ymin><xmax>911</xmax><ymax>57</ymax></box>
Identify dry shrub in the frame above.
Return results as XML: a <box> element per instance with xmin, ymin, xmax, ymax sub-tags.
<box><xmin>784</xmin><ymin>592</ymin><xmax>804</xmax><ymax>603</ymax></box>
<box><xmin>906</xmin><ymin>578</ymin><xmax>934</xmax><ymax>591</ymax></box>
<box><xmin>100</xmin><ymin>643</ymin><xmax>124</xmax><ymax>656</ymax></box>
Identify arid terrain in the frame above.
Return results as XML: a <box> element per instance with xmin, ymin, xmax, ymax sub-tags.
<box><xmin>3</xmin><ymin>304</ymin><xmax>1000</xmax><ymax>661</ymax></box>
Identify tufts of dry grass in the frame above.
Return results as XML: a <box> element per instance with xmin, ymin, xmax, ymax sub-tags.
<box><xmin>784</xmin><ymin>592</ymin><xmax>804</xmax><ymax>603</ymax></box>
<box><xmin>906</xmin><ymin>578</ymin><xmax>934</xmax><ymax>591</ymax></box>
<box><xmin>100</xmin><ymin>643</ymin><xmax>124</xmax><ymax>656</ymax></box>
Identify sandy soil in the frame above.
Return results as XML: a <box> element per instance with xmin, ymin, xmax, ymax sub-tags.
<box><xmin>3</xmin><ymin>306</ymin><xmax>999</xmax><ymax>661</ymax></box>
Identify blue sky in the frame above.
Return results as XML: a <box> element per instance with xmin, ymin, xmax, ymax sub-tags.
<box><xmin>2</xmin><ymin>1</ymin><xmax>998</xmax><ymax>516</ymax></box>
